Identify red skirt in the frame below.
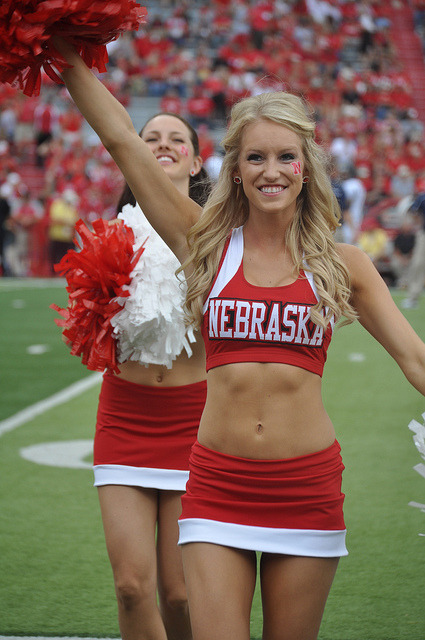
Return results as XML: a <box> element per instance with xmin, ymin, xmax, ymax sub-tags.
<box><xmin>178</xmin><ymin>440</ymin><xmax>347</xmax><ymax>557</ymax></box>
<box><xmin>93</xmin><ymin>373</ymin><xmax>207</xmax><ymax>490</ymax></box>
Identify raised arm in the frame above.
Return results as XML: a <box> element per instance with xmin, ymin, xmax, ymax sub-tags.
<box><xmin>54</xmin><ymin>38</ymin><xmax>201</xmax><ymax>262</ymax></box>
<box><xmin>340</xmin><ymin>243</ymin><xmax>425</xmax><ymax>396</ymax></box>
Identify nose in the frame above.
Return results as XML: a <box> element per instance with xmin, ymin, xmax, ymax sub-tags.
<box><xmin>157</xmin><ymin>137</ymin><xmax>171</xmax><ymax>149</ymax></box>
<box><xmin>262</xmin><ymin>159</ymin><xmax>280</xmax><ymax>181</ymax></box>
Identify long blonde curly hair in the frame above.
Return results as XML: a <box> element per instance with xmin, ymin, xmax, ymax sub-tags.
<box><xmin>180</xmin><ymin>91</ymin><xmax>357</xmax><ymax>329</ymax></box>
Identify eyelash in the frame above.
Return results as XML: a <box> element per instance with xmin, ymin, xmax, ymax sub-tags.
<box><xmin>247</xmin><ymin>153</ymin><xmax>296</xmax><ymax>162</ymax></box>
<box><xmin>145</xmin><ymin>138</ymin><xmax>186</xmax><ymax>144</ymax></box>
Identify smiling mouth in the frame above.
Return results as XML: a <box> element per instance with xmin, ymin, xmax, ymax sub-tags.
<box><xmin>157</xmin><ymin>155</ymin><xmax>175</xmax><ymax>164</ymax></box>
<box><xmin>259</xmin><ymin>185</ymin><xmax>286</xmax><ymax>194</ymax></box>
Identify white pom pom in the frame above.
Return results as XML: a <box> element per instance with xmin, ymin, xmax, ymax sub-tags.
<box><xmin>408</xmin><ymin>413</ymin><xmax>425</xmax><ymax>532</ymax></box>
<box><xmin>408</xmin><ymin>418</ymin><xmax>425</xmax><ymax>462</ymax></box>
<box><xmin>110</xmin><ymin>203</ymin><xmax>194</xmax><ymax>368</ymax></box>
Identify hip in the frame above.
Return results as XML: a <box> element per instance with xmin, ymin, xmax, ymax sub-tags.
<box><xmin>178</xmin><ymin>439</ymin><xmax>347</xmax><ymax>556</ymax></box>
<box><xmin>96</xmin><ymin>372</ymin><xmax>207</xmax><ymax>423</ymax></box>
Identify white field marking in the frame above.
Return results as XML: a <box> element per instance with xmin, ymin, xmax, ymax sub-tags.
<box><xmin>0</xmin><ymin>277</ymin><xmax>66</xmax><ymax>290</ymax></box>
<box><xmin>0</xmin><ymin>373</ymin><xmax>102</xmax><ymax>437</ymax></box>
<box><xmin>27</xmin><ymin>344</ymin><xmax>51</xmax><ymax>355</ymax></box>
<box><xmin>409</xmin><ymin>501</ymin><xmax>425</xmax><ymax>511</ymax></box>
<box><xmin>12</xmin><ymin>298</ymin><xmax>26</xmax><ymax>308</ymax></box>
<box><xmin>348</xmin><ymin>352</ymin><xmax>366</xmax><ymax>362</ymax></box>
<box><xmin>20</xmin><ymin>440</ymin><xmax>94</xmax><ymax>469</ymax></box>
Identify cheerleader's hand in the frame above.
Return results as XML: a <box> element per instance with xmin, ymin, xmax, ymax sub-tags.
<box><xmin>0</xmin><ymin>1</ymin><xmax>147</xmax><ymax>96</ymax></box>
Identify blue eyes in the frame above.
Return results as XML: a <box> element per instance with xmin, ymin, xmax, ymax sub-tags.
<box><xmin>247</xmin><ymin>153</ymin><xmax>296</xmax><ymax>162</ymax></box>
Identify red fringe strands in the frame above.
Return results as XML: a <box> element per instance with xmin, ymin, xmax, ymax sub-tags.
<box><xmin>0</xmin><ymin>0</ymin><xmax>147</xmax><ymax>96</ymax></box>
<box><xmin>51</xmin><ymin>218</ymin><xmax>146</xmax><ymax>374</ymax></box>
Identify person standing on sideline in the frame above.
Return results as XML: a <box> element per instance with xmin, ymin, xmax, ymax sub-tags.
<box><xmin>0</xmin><ymin>183</ymin><xmax>11</xmax><ymax>276</ymax></box>
<box><xmin>47</xmin><ymin>188</ymin><xmax>79</xmax><ymax>273</ymax></box>
<box><xmin>55</xmin><ymin>39</ymin><xmax>425</xmax><ymax>640</ymax></box>
<box><xmin>330</xmin><ymin>161</ymin><xmax>350</xmax><ymax>243</ymax></box>
<box><xmin>341</xmin><ymin>164</ymin><xmax>366</xmax><ymax>244</ymax></box>
<box><xmin>391</xmin><ymin>217</ymin><xmax>416</xmax><ymax>290</ymax></box>
<box><xmin>402</xmin><ymin>192</ymin><xmax>425</xmax><ymax>308</ymax></box>
<box><xmin>33</xmin><ymin>97</ymin><xmax>59</xmax><ymax>167</ymax></box>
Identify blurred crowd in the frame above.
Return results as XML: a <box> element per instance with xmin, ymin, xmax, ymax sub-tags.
<box><xmin>1</xmin><ymin>0</ymin><xmax>425</xmax><ymax>295</ymax></box>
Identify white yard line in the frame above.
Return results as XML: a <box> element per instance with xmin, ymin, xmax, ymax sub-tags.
<box><xmin>0</xmin><ymin>373</ymin><xmax>102</xmax><ymax>437</ymax></box>
<box><xmin>0</xmin><ymin>277</ymin><xmax>66</xmax><ymax>290</ymax></box>
<box><xmin>0</xmin><ymin>637</ymin><xmax>119</xmax><ymax>640</ymax></box>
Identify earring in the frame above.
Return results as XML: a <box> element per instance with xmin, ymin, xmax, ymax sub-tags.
<box><xmin>302</xmin><ymin>176</ymin><xmax>309</xmax><ymax>183</ymax></box>
<box><xmin>190</xmin><ymin>169</ymin><xmax>196</xmax><ymax>177</ymax></box>
<box><xmin>233</xmin><ymin>176</ymin><xmax>242</xmax><ymax>184</ymax></box>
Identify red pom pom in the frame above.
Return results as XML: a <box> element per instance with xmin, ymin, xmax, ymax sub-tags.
<box><xmin>0</xmin><ymin>0</ymin><xmax>148</xmax><ymax>96</ymax></box>
<box><xmin>50</xmin><ymin>218</ymin><xmax>146</xmax><ymax>374</ymax></box>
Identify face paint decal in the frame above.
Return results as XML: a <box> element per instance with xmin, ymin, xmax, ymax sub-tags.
<box><xmin>291</xmin><ymin>161</ymin><xmax>302</xmax><ymax>175</ymax></box>
<box><xmin>180</xmin><ymin>145</ymin><xmax>189</xmax><ymax>157</ymax></box>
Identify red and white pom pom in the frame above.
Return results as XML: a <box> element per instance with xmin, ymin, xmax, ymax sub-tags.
<box><xmin>50</xmin><ymin>218</ymin><xmax>145</xmax><ymax>374</ymax></box>
<box><xmin>0</xmin><ymin>0</ymin><xmax>147</xmax><ymax>96</ymax></box>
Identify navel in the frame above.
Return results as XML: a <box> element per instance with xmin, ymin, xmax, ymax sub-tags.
<box><xmin>156</xmin><ymin>366</ymin><xmax>166</xmax><ymax>384</ymax></box>
<box><xmin>256</xmin><ymin>423</ymin><xmax>264</xmax><ymax>435</ymax></box>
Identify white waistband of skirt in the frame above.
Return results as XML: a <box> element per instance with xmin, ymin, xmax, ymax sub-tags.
<box><xmin>178</xmin><ymin>518</ymin><xmax>348</xmax><ymax>557</ymax></box>
<box><xmin>93</xmin><ymin>464</ymin><xmax>189</xmax><ymax>491</ymax></box>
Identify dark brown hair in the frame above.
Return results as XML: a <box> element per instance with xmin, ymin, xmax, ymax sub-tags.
<box><xmin>117</xmin><ymin>112</ymin><xmax>212</xmax><ymax>212</ymax></box>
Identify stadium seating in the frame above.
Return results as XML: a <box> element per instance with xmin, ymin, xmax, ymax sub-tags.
<box><xmin>1</xmin><ymin>0</ymin><xmax>425</xmax><ymax>279</ymax></box>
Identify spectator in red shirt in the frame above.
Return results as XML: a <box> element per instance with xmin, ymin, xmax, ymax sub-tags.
<box><xmin>15</xmin><ymin>95</ymin><xmax>37</xmax><ymax>159</ymax></box>
<box><xmin>203</xmin><ymin>67</ymin><xmax>229</xmax><ymax>123</ymax></box>
<box><xmin>160</xmin><ymin>88</ymin><xmax>184</xmax><ymax>115</ymax></box>
<box><xmin>8</xmin><ymin>190</ymin><xmax>44</xmax><ymax>276</ymax></box>
<box><xmin>249</xmin><ymin>1</ymin><xmax>275</xmax><ymax>49</ymax></box>
<box><xmin>165</xmin><ymin>8</ymin><xmax>189</xmax><ymax>47</ymax></box>
<box><xmin>186</xmin><ymin>86</ymin><xmax>214</xmax><ymax>128</ymax></box>
<box><xmin>197</xmin><ymin>124</ymin><xmax>215</xmax><ymax>161</ymax></box>
<box><xmin>34</xmin><ymin>98</ymin><xmax>59</xmax><ymax>167</ymax></box>
<box><xmin>59</xmin><ymin>104</ymin><xmax>83</xmax><ymax>149</ymax></box>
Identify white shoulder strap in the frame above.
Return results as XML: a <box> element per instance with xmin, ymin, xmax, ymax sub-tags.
<box><xmin>202</xmin><ymin>226</ymin><xmax>244</xmax><ymax>314</ymax></box>
<box><xmin>303</xmin><ymin>263</ymin><xmax>335</xmax><ymax>331</ymax></box>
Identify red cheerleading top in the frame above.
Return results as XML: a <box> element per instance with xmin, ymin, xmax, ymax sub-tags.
<box><xmin>201</xmin><ymin>226</ymin><xmax>334</xmax><ymax>376</ymax></box>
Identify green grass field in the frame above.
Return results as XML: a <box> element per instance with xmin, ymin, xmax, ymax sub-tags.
<box><xmin>0</xmin><ymin>278</ymin><xmax>424</xmax><ymax>640</ymax></box>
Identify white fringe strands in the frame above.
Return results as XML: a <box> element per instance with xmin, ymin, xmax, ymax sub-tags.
<box><xmin>111</xmin><ymin>203</ymin><xmax>195</xmax><ymax>368</ymax></box>
<box><xmin>408</xmin><ymin>411</ymin><xmax>425</xmax><ymax>535</ymax></box>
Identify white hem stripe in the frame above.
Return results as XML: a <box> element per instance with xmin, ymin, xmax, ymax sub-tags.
<box><xmin>178</xmin><ymin>518</ymin><xmax>348</xmax><ymax>557</ymax></box>
<box><xmin>93</xmin><ymin>464</ymin><xmax>189</xmax><ymax>490</ymax></box>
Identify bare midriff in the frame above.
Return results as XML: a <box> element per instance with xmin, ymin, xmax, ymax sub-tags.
<box><xmin>115</xmin><ymin>335</ymin><xmax>206</xmax><ymax>387</ymax></box>
<box><xmin>198</xmin><ymin>361</ymin><xmax>335</xmax><ymax>460</ymax></box>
